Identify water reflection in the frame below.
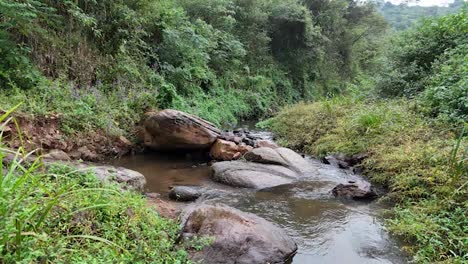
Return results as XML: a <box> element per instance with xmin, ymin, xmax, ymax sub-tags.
<box><xmin>111</xmin><ymin>148</ymin><xmax>406</xmax><ymax>264</ymax></box>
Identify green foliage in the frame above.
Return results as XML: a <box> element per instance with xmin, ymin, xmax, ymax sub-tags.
<box><xmin>373</xmin><ymin>8</ymin><xmax>468</xmax><ymax>124</ymax></box>
<box><xmin>377</xmin><ymin>8</ymin><xmax>468</xmax><ymax>98</ymax></box>
<box><xmin>1</xmin><ymin>0</ymin><xmax>388</xmax><ymax>131</ymax></box>
<box><xmin>0</xmin><ymin>79</ymin><xmax>158</xmax><ymax>136</ymax></box>
<box><xmin>421</xmin><ymin>44</ymin><xmax>468</xmax><ymax>122</ymax></box>
<box><xmin>265</xmin><ymin>98</ymin><xmax>467</xmax><ymax>262</ymax></box>
<box><xmin>374</xmin><ymin>0</ymin><xmax>466</xmax><ymax>31</ymax></box>
<box><xmin>0</xmin><ymin>113</ymin><xmax>192</xmax><ymax>262</ymax></box>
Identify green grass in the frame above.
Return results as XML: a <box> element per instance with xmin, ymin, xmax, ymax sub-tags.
<box><xmin>0</xmin><ymin>156</ymin><xmax>191</xmax><ymax>263</ymax></box>
<box><xmin>264</xmin><ymin>97</ymin><xmax>467</xmax><ymax>263</ymax></box>
<box><xmin>0</xmin><ymin>110</ymin><xmax>195</xmax><ymax>263</ymax></box>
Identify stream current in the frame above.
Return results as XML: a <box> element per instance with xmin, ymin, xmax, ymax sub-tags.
<box><xmin>111</xmin><ymin>123</ymin><xmax>407</xmax><ymax>264</ymax></box>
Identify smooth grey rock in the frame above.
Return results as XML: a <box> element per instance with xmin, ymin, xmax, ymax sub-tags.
<box><xmin>243</xmin><ymin>147</ymin><xmax>285</xmax><ymax>165</ymax></box>
<box><xmin>211</xmin><ymin>147</ymin><xmax>317</xmax><ymax>189</ymax></box>
<box><xmin>169</xmin><ymin>186</ymin><xmax>202</xmax><ymax>202</ymax></box>
<box><xmin>180</xmin><ymin>203</ymin><xmax>297</xmax><ymax>264</ymax></box>
<box><xmin>211</xmin><ymin>161</ymin><xmax>298</xmax><ymax>189</ymax></box>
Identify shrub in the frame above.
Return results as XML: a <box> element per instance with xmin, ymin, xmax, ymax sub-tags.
<box><xmin>421</xmin><ymin>44</ymin><xmax>468</xmax><ymax>122</ymax></box>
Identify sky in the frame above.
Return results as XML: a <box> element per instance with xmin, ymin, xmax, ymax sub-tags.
<box><xmin>386</xmin><ymin>0</ymin><xmax>455</xmax><ymax>6</ymax></box>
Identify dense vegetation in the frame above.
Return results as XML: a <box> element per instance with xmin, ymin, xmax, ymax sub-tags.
<box><xmin>1</xmin><ymin>0</ymin><xmax>467</xmax><ymax>263</ymax></box>
<box><xmin>0</xmin><ymin>110</ymin><xmax>192</xmax><ymax>263</ymax></box>
<box><xmin>0</xmin><ymin>0</ymin><xmax>386</xmax><ymax>133</ymax></box>
<box><xmin>263</xmin><ymin>7</ymin><xmax>467</xmax><ymax>263</ymax></box>
<box><xmin>375</xmin><ymin>0</ymin><xmax>465</xmax><ymax>30</ymax></box>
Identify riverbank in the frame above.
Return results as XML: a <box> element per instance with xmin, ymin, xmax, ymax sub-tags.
<box><xmin>261</xmin><ymin>97</ymin><xmax>467</xmax><ymax>263</ymax></box>
<box><xmin>0</xmin><ymin>150</ymin><xmax>193</xmax><ymax>263</ymax></box>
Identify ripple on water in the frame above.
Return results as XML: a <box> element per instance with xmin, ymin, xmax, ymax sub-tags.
<box><xmin>111</xmin><ymin>149</ymin><xmax>407</xmax><ymax>264</ymax></box>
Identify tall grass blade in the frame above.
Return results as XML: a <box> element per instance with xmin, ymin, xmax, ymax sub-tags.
<box><xmin>66</xmin><ymin>235</ymin><xmax>127</xmax><ymax>253</ymax></box>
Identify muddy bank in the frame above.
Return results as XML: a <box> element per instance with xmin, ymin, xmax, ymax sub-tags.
<box><xmin>2</xmin><ymin>111</ymin><xmax>137</xmax><ymax>161</ymax></box>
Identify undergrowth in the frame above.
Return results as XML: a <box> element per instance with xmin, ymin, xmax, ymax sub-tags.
<box><xmin>0</xmin><ymin>76</ymin><xmax>275</xmax><ymax>137</ymax></box>
<box><xmin>0</xmin><ymin>110</ymin><xmax>192</xmax><ymax>263</ymax></box>
<box><xmin>263</xmin><ymin>97</ymin><xmax>467</xmax><ymax>263</ymax></box>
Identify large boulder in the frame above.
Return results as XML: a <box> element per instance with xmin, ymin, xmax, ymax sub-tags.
<box><xmin>210</xmin><ymin>139</ymin><xmax>253</xmax><ymax>161</ymax></box>
<box><xmin>141</xmin><ymin>109</ymin><xmax>221</xmax><ymax>150</ymax></box>
<box><xmin>212</xmin><ymin>161</ymin><xmax>297</xmax><ymax>189</ymax></box>
<box><xmin>244</xmin><ymin>147</ymin><xmax>314</xmax><ymax>175</ymax></box>
<box><xmin>180</xmin><ymin>204</ymin><xmax>297</xmax><ymax>264</ymax></box>
<box><xmin>211</xmin><ymin>147</ymin><xmax>317</xmax><ymax>189</ymax></box>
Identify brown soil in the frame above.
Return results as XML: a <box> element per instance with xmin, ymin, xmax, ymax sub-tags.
<box><xmin>1</xmin><ymin>111</ymin><xmax>138</xmax><ymax>161</ymax></box>
<box><xmin>145</xmin><ymin>193</ymin><xmax>179</xmax><ymax>219</ymax></box>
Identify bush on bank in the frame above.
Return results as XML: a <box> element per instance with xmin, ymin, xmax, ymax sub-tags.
<box><xmin>0</xmin><ymin>107</ymin><xmax>192</xmax><ymax>264</ymax></box>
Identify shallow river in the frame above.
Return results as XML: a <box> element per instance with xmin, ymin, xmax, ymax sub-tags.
<box><xmin>111</xmin><ymin>125</ymin><xmax>407</xmax><ymax>264</ymax></box>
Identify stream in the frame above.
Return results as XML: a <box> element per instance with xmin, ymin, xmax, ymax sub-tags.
<box><xmin>111</xmin><ymin>123</ymin><xmax>407</xmax><ymax>264</ymax></box>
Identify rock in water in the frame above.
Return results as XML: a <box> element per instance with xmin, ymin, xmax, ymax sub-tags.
<box><xmin>255</xmin><ymin>139</ymin><xmax>278</xmax><ymax>149</ymax></box>
<box><xmin>141</xmin><ymin>109</ymin><xmax>221</xmax><ymax>150</ymax></box>
<box><xmin>168</xmin><ymin>186</ymin><xmax>202</xmax><ymax>202</ymax></box>
<box><xmin>210</xmin><ymin>139</ymin><xmax>252</xmax><ymax>161</ymax></box>
<box><xmin>244</xmin><ymin>147</ymin><xmax>314</xmax><ymax>174</ymax></box>
<box><xmin>332</xmin><ymin>182</ymin><xmax>377</xmax><ymax>200</ymax></box>
<box><xmin>181</xmin><ymin>204</ymin><xmax>297</xmax><ymax>264</ymax></box>
<box><xmin>243</xmin><ymin>147</ymin><xmax>285</xmax><ymax>165</ymax></box>
<box><xmin>211</xmin><ymin>147</ymin><xmax>317</xmax><ymax>189</ymax></box>
<box><xmin>212</xmin><ymin>161</ymin><xmax>297</xmax><ymax>189</ymax></box>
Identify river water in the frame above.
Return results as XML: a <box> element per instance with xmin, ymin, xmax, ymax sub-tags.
<box><xmin>111</xmin><ymin>124</ymin><xmax>407</xmax><ymax>264</ymax></box>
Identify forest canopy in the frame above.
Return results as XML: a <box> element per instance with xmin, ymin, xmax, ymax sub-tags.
<box><xmin>0</xmin><ymin>0</ymin><xmax>388</xmax><ymax>127</ymax></box>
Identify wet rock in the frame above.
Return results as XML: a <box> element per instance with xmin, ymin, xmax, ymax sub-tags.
<box><xmin>244</xmin><ymin>147</ymin><xmax>285</xmax><ymax>165</ymax></box>
<box><xmin>141</xmin><ymin>109</ymin><xmax>221</xmax><ymax>150</ymax></box>
<box><xmin>210</xmin><ymin>139</ymin><xmax>249</xmax><ymax>161</ymax></box>
<box><xmin>212</xmin><ymin>147</ymin><xmax>317</xmax><ymax>189</ymax></box>
<box><xmin>322</xmin><ymin>155</ymin><xmax>350</xmax><ymax>169</ymax></box>
<box><xmin>212</xmin><ymin>161</ymin><xmax>298</xmax><ymax>189</ymax></box>
<box><xmin>241</xmin><ymin>137</ymin><xmax>255</xmax><ymax>147</ymax></box>
<box><xmin>323</xmin><ymin>153</ymin><xmax>368</xmax><ymax>169</ymax></box>
<box><xmin>42</xmin><ymin>149</ymin><xmax>71</xmax><ymax>161</ymax></box>
<box><xmin>219</xmin><ymin>131</ymin><xmax>235</xmax><ymax>141</ymax></box>
<box><xmin>169</xmin><ymin>186</ymin><xmax>202</xmax><ymax>202</ymax></box>
<box><xmin>75</xmin><ymin>164</ymin><xmax>146</xmax><ymax>191</ymax></box>
<box><xmin>332</xmin><ymin>182</ymin><xmax>377</xmax><ymax>200</ymax></box>
<box><xmin>180</xmin><ymin>204</ymin><xmax>297</xmax><ymax>264</ymax></box>
<box><xmin>255</xmin><ymin>139</ymin><xmax>278</xmax><ymax>149</ymax></box>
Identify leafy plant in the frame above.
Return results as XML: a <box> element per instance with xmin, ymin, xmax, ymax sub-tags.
<box><xmin>0</xmin><ymin>109</ymin><xmax>192</xmax><ymax>263</ymax></box>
